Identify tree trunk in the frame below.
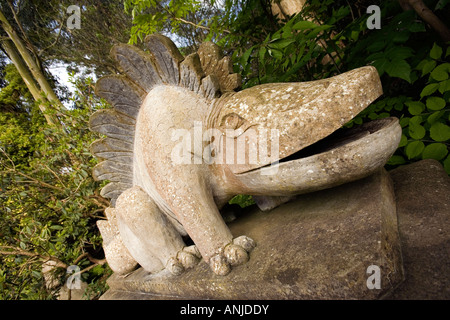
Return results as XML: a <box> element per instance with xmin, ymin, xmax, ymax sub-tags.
<box><xmin>0</xmin><ymin>9</ymin><xmax>64</xmax><ymax>117</ymax></box>
<box><xmin>399</xmin><ymin>0</ymin><xmax>450</xmax><ymax>43</ymax></box>
<box><xmin>1</xmin><ymin>40</ymin><xmax>57</xmax><ymax>125</ymax></box>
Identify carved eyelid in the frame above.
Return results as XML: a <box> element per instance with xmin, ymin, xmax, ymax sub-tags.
<box><xmin>219</xmin><ymin>113</ymin><xmax>254</xmax><ymax>138</ymax></box>
<box><xmin>219</xmin><ymin>113</ymin><xmax>244</xmax><ymax>128</ymax></box>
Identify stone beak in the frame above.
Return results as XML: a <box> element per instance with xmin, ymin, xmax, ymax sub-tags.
<box><xmin>214</xmin><ymin>66</ymin><xmax>384</xmax><ymax>174</ymax></box>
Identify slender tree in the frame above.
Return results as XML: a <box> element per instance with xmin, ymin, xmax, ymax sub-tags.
<box><xmin>0</xmin><ymin>7</ymin><xmax>61</xmax><ymax>124</ymax></box>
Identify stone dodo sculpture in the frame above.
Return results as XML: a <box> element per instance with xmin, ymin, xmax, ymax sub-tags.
<box><xmin>90</xmin><ymin>34</ymin><xmax>401</xmax><ymax>276</ymax></box>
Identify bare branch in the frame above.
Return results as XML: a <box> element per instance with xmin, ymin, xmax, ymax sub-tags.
<box><xmin>0</xmin><ymin>245</ymin><xmax>69</xmax><ymax>269</ymax></box>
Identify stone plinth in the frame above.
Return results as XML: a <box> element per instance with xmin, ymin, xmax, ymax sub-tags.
<box><xmin>387</xmin><ymin>159</ymin><xmax>450</xmax><ymax>299</ymax></box>
<box><xmin>101</xmin><ymin>168</ymin><xmax>404</xmax><ymax>299</ymax></box>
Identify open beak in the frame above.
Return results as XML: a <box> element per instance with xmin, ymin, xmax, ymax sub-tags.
<box><xmin>213</xmin><ymin>66</ymin><xmax>401</xmax><ymax>194</ymax></box>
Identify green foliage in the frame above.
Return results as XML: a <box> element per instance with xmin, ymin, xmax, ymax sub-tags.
<box><xmin>0</xmin><ymin>75</ymin><xmax>111</xmax><ymax>299</ymax></box>
<box><xmin>229</xmin><ymin>194</ymin><xmax>255</xmax><ymax>208</ymax></box>
<box><xmin>124</xmin><ymin>0</ymin><xmax>202</xmax><ymax>44</ymax></box>
<box><xmin>0</xmin><ymin>64</ymin><xmax>34</xmax><ymax>112</ymax></box>
<box><xmin>341</xmin><ymin>3</ymin><xmax>450</xmax><ymax>174</ymax></box>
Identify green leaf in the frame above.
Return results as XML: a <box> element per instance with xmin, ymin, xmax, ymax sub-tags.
<box><xmin>420</xmin><ymin>83</ymin><xmax>440</xmax><ymax>98</ymax></box>
<box><xmin>408</xmin><ymin>21</ymin><xmax>425</xmax><ymax>33</ymax></box>
<box><xmin>268</xmin><ymin>48</ymin><xmax>283</xmax><ymax>60</ymax></box>
<box><xmin>367</xmin><ymin>41</ymin><xmax>386</xmax><ymax>53</ymax></box>
<box><xmin>438</xmin><ymin>79</ymin><xmax>450</xmax><ymax>94</ymax></box>
<box><xmin>405</xmin><ymin>141</ymin><xmax>425</xmax><ymax>159</ymax></box>
<box><xmin>430</xmin><ymin>63</ymin><xmax>450</xmax><ymax>81</ymax></box>
<box><xmin>268</xmin><ymin>39</ymin><xmax>295</xmax><ymax>50</ymax></box>
<box><xmin>292</xmin><ymin>20</ymin><xmax>319</xmax><ymax>30</ymax></box>
<box><xmin>444</xmin><ymin>155</ymin><xmax>450</xmax><ymax>174</ymax></box>
<box><xmin>384</xmin><ymin>59</ymin><xmax>411</xmax><ymax>82</ymax></box>
<box><xmin>427</xmin><ymin>110</ymin><xmax>445</xmax><ymax>124</ymax></box>
<box><xmin>386</xmin><ymin>46</ymin><xmax>414</xmax><ymax>60</ymax></box>
<box><xmin>435</xmin><ymin>0</ymin><xmax>450</xmax><ymax>10</ymax></box>
<box><xmin>400</xmin><ymin>117</ymin><xmax>410</xmax><ymax>128</ymax></box>
<box><xmin>408</xmin><ymin>122</ymin><xmax>426</xmax><ymax>139</ymax></box>
<box><xmin>241</xmin><ymin>46</ymin><xmax>253</xmax><ymax>64</ymax></box>
<box><xmin>405</xmin><ymin>101</ymin><xmax>425</xmax><ymax>115</ymax></box>
<box><xmin>430</xmin><ymin>122</ymin><xmax>450</xmax><ymax>141</ymax></box>
<box><xmin>426</xmin><ymin>96</ymin><xmax>446</xmax><ymax>110</ymax></box>
<box><xmin>258</xmin><ymin>46</ymin><xmax>267</xmax><ymax>63</ymax></box>
<box><xmin>422</xmin><ymin>143</ymin><xmax>448</xmax><ymax>160</ymax></box>
<box><xmin>399</xmin><ymin>134</ymin><xmax>408</xmax><ymax>147</ymax></box>
<box><xmin>421</xmin><ymin>60</ymin><xmax>437</xmax><ymax>76</ymax></box>
<box><xmin>388</xmin><ymin>155</ymin><xmax>406</xmax><ymax>165</ymax></box>
<box><xmin>371</xmin><ymin>58</ymin><xmax>389</xmax><ymax>76</ymax></box>
<box><xmin>393</xmin><ymin>31</ymin><xmax>410</xmax><ymax>43</ymax></box>
<box><xmin>409</xmin><ymin>115</ymin><xmax>423</xmax><ymax>125</ymax></box>
<box><xmin>430</xmin><ymin>43</ymin><xmax>443</xmax><ymax>60</ymax></box>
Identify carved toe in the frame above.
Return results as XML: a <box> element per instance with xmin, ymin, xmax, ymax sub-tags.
<box><xmin>166</xmin><ymin>257</ymin><xmax>184</xmax><ymax>275</ymax></box>
<box><xmin>224</xmin><ymin>244</ymin><xmax>248</xmax><ymax>266</ymax></box>
<box><xmin>233</xmin><ymin>235</ymin><xmax>256</xmax><ymax>252</ymax></box>
<box><xmin>209</xmin><ymin>254</ymin><xmax>231</xmax><ymax>276</ymax></box>
<box><xmin>177</xmin><ymin>250</ymin><xmax>200</xmax><ymax>269</ymax></box>
<box><xmin>182</xmin><ymin>245</ymin><xmax>202</xmax><ymax>259</ymax></box>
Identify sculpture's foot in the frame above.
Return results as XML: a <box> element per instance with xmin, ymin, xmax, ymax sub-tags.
<box><xmin>166</xmin><ymin>245</ymin><xmax>202</xmax><ymax>275</ymax></box>
<box><xmin>209</xmin><ymin>236</ymin><xmax>256</xmax><ymax>276</ymax></box>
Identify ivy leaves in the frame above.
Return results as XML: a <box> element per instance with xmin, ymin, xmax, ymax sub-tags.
<box><xmin>396</xmin><ymin>43</ymin><xmax>450</xmax><ymax>172</ymax></box>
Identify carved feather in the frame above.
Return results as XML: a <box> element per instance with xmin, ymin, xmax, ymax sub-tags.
<box><xmin>145</xmin><ymin>34</ymin><xmax>183</xmax><ymax>85</ymax></box>
<box><xmin>90</xmin><ymin>109</ymin><xmax>135</xmax><ymax>143</ymax></box>
<box><xmin>111</xmin><ymin>45</ymin><xmax>162</xmax><ymax>92</ymax></box>
<box><xmin>95</xmin><ymin>75</ymin><xmax>145</xmax><ymax>120</ymax></box>
<box><xmin>90</xmin><ymin>138</ymin><xmax>133</xmax><ymax>162</ymax></box>
<box><xmin>180</xmin><ymin>53</ymin><xmax>205</xmax><ymax>94</ymax></box>
<box><xmin>100</xmin><ymin>182</ymin><xmax>132</xmax><ymax>206</ymax></box>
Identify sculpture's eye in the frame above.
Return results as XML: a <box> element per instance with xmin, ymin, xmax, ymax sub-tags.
<box><xmin>220</xmin><ymin>113</ymin><xmax>245</xmax><ymax>130</ymax></box>
<box><xmin>219</xmin><ymin>113</ymin><xmax>254</xmax><ymax>138</ymax></box>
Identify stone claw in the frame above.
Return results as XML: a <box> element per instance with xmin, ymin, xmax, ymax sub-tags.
<box><xmin>224</xmin><ymin>244</ymin><xmax>248</xmax><ymax>266</ymax></box>
<box><xmin>177</xmin><ymin>245</ymin><xmax>201</xmax><ymax>269</ymax></box>
<box><xmin>166</xmin><ymin>257</ymin><xmax>184</xmax><ymax>276</ymax></box>
<box><xmin>233</xmin><ymin>235</ymin><xmax>256</xmax><ymax>253</ymax></box>
<box><xmin>209</xmin><ymin>254</ymin><xmax>231</xmax><ymax>276</ymax></box>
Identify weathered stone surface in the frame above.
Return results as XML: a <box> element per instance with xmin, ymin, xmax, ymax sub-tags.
<box><xmin>387</xmin><ymin>159</ymin><xmax>450</xmax><ymax>300</ymax></box>
<box><xmin>97</xmin><ymin>219</ymin><xmax>138</xmax><ymax>275</ymax></box>
<box><xmin>200</xmin><ymin>74</ymin><xmax>220</xmax><ymax>100</ymax></box>
<box><xmin>92</xmin><ymin>160</ymin><xmax>133</xmax><ymax>183</ymax></box>
<box><xmin>197</xmin><ymin>41</ymin><xmax>241</xmax><ymax>92</ymax></box>
<box><xmin>58</xmin><ymin>281</ymin><xmax>88</xmax><ymax>300</ymax></box>
<box><xmin>101</xmin><ymin>169</ymin><xmax>404</xmax><ymax>300</ymax></box>
<box><xmin>114</xmin><ymin>186</ymin><xmax>186</xmax><ymax>274</ymax></box>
